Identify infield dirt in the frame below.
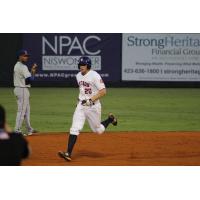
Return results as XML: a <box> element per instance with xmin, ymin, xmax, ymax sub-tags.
<box><xmin>22</xmin><ymin>132</ymin><xmax>200</xmax><ymax>166</ymax></box>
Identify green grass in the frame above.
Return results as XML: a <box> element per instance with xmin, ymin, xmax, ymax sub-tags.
<box><xmin>1</xmin><ymin>87</ymin><xmax>200</xmax><ymax>132</ymax></box>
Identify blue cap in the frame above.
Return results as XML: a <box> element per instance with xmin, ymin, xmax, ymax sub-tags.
<box><xmin>17</xmin><ymin>49</ymin><xmax>31</xmax><ymax>57</ymax></box>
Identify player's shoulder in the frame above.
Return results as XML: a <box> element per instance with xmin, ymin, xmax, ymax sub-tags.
<box><xmin>14</xmin><ymin>61</ymin><xmax>27</xmax><ymax>69</ymax></box>
<box><xmin>76</xmin><ymin>70</ymin><xmax>101</xmax><ymax>79</ymax></box>
<box><xmin>87</xmin><ymin>70</ymin><xmax>97</xmax><ymax>75</ymax></box>
<box><xmin>76</xmin><ymin>71</ymin><xmax>81</xmax><ymax>76</ymax></box>
<box><xmin>89</xmin><ymin>70</ymin><xmax>101</xmax><ymax>78</ymax></box>
<box><xmin>14</xmin><ymin>62</ymin><xmax>21</xmax><ymax>72</ymax></box>
<box><xmin>76</xmin><ymin>71</ymin><xmax>82</xmax><ymax>78</ymax></box>
<box><xmin>14</xmin><ymin>61</ymin><xmax>20</xmax><ymax>68</ymax></box>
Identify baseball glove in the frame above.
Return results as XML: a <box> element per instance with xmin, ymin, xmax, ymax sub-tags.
<box><xmin>31</xmin><ymin>63</ymin><xmax>38</xmax><ymax>74</ymax></box>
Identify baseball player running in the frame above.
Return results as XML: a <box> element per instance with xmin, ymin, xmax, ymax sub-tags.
<box><xmin>58</xmin><ymin>56</ymin><xmax>117</xmax><ymax>161</ymax></box>
<box><xmin>13</xmin><ymin>49</ymin><xmax>38</xmax><ymax>136</ymax></box>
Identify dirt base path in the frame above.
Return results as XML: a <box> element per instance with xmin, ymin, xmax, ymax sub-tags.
<box><xmin>22</xmin><ymin>132</ymin><xmax>200</xmax><ymax>166</ymax></box>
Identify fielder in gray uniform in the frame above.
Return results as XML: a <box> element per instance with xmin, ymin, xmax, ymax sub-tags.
<box><xmin>13</xmin><ymin>49</ymin><xmax>38</xmax><ymax>136</ymax></box>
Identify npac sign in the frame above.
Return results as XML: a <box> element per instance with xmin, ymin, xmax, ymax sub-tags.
<box><xmin>23</xmin><ymin>33</ymin><xmax>121</xmax><ymax>84</ymax></box>
<box><xmin>42</xmin><ymin>35</ymin><xmax>101</xmax><ymax>71</ymax></box>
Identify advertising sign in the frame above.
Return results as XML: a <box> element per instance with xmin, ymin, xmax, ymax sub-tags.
<box><xmin>23</xmin><ymin>33</ymin><xmax>121</xmax><ymax>83</ymax></box>
<box><xmin>122</xmin><ymin>34</ymin><xmax>200</xmax><ymax>81</ymax></box>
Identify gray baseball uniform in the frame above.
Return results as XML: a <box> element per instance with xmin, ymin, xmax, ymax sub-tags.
<box><xmin>13</xmin><ymin>61</ymin><xmax>33</xmax><ymax>133</ymax></box>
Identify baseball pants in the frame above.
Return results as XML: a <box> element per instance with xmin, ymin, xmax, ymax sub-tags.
<box><xmin>14</xmin><ymin>87</ymin><xmax>33</xmax><ymax>132</ymax></box>
<box><xmin>70</xmin><ymin>102</ymin><xmax>105</xmax><ymax>136</ymax></box>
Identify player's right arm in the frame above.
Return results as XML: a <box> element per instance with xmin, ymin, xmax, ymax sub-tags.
<box><xmin>80</xmin><ymin>72</ymin><xmax>106</xmax><ymax>106</ymax></box>
<box><xmin>81</xmin><ymin>88</ymin><xmax>106</xmax><ymax>106</ymax></box>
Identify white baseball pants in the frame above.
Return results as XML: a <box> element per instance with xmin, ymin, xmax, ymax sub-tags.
<box><xmin>70</xmin><ymin>102</ymin><xmax>105</xmax><ymax>136</ymax></box>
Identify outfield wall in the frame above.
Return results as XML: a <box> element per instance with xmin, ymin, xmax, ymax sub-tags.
<box><xmin>1</xmin><ymin>33</ymin><xmax>200</xmax><ymax>87</ymax></box>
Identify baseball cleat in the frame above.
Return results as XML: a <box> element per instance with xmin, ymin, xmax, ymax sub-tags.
<box><xmin>26</xmin><ymin>129</ymin><xmax>38</xmax><ymax>136</ymax></box>
<box><xmin>109</xmin><ymin>113</ymin><xmax>118</xmax><ymax>126</ymax></box>
<box><xmin>58</xmin><ymin>151</ymin><xmax>72</xmax><ymax>161</ymax></box>
<box><xmin>15</xmin><ymin>130</ymin><xmax>23</xmax><ymax>135</ymax></box>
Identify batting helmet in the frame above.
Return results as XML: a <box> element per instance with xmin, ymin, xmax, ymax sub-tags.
<box><xmin>78</xmin><ymin>56</ymin><xmax>91</xmax><ymax>69</ymax></box>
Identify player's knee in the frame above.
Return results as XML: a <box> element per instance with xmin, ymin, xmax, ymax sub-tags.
<box><xmin>70</xmin><ymin>127</ymin><xmax>80</xmax><ymax>136</ymax></box>
<box><xmin>17</xmin><ymin>106</ymin><xmax>23</xmax><ymax>112</ymax></box>
<box><xmin>95</xmin><ymin>124</ymin><xmax>105</xmax><ymax>135</ymax></box>
<box><xmin>17</xmin><ymin>104</ymin><xmax>27</xmax><ymax>113</ymax></box>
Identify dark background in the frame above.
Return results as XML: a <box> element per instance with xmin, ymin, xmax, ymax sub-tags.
<box><xmin>0</xmin><ymin>34</ymin><xmax>22</xmax><ymax>87</ymax></box>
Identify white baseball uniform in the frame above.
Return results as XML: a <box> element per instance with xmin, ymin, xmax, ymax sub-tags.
<box><xmin>13</xmin><ymin>61</ymin><xmax>33</xmax><ymax>132</ymax></box>
<box><xmin>70</xmin><ymin>70</ymin><xmax>106</xmax><ymax>135</ymax></box>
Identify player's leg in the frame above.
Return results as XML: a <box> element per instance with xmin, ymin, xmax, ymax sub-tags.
<box><xmin>24</xmin><ymin>90</ymin><xmax>37</xmax><ymax>135</ymax></box>
<box><xmin>68</xmin><ymin>105</ymin><xmax>86</xmax><ymax>155</ymax></box>
<box><xmin>58</xmin><ymin>104</ymin><xmax>86</xmax><ymax>161</ymax></box>
<box><xmin>86</xmin><ymin>103</ymin><xmax>105</xmax><ymax>134</ymax></box>
<box><xmin>14</xmin><ymin>88</ymin><xmax>28</xmax><ymax>134</ymax></box>
<box><xmin>24</xmin><ymin>89</ymin><xmax>32</xmax><ymax>131</ymax></box>
<box><xmin>87</xmin><ymin>103</ymin><xmax>117</xmax><ymax>134</ymax></box>
<box><xmin>24</xmin><ymin>100</ymin><xmax>31</xmax><ymax>131</ymax></box>
<box><xmin>101</xmin><ymin>113</ymin><xmax>118</xmax><ymax>128</ymax></box>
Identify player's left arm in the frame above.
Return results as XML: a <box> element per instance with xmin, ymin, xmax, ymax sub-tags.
<box><xmin>25</xmin><ymin>63</ymin><xmax>38</xmax><ymax>85</ymax></box>
<box><xmin>91</xmin><ymin>73</ymin><xmax>106</xmax><ymax>102</ymax></box>
<box><xmin>91</xmin><ymin>88</ymin><xmax>106</xmax><ymax>102</ymax></box>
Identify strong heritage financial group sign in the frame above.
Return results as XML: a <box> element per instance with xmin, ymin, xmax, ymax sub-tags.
<box><xmin>122</xmin><ymin>33</ymin><xmax>200</xmax><ymax>81</ymax></box>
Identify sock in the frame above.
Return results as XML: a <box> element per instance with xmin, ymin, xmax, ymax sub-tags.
<box><xmin>67</xmin><ymin>134</ymin><xmax>77</xmax><ymax>156</ymax></box>
<box><xmin>101</xmin><ymin>117</ymin><xmax>113</xmax><ymax>129</ymax></box>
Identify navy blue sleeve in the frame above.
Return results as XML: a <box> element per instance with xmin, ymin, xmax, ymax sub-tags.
<box><xmin>25</xmin><ymin>76</ymin><xmax>34</xmax><ymax>85</ymax></box>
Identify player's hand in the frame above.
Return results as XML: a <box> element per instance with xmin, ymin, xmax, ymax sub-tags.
<box><xmin>31</xmin><ymin>63</ymin><xmax>38</xmax><ymax>74</ymax></box>
<box><xmin>81</xmin><ymin>99</ymin><xmax>94</xmax><ymax>106</ymax></box>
